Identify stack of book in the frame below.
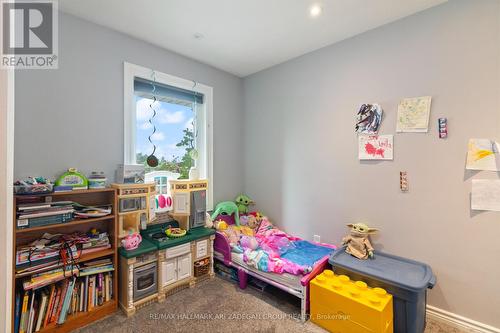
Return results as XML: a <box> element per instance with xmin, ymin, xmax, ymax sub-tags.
<box><xmin>14</xmin><ymin>259</ymin><xmax>114</xmax><ymax>333</ymax></box>
<box><xmin>16</xmin><ymin>230</ymin><xmax>111</xmax><ymax>277</ymax></box>
<box><xmin>16</xmin><ymin>233</ymin><xmax>80</xmax><ymax>273</ymax></box>
<box><xmin>16</xmin><ymin>202</ymin><xmax>74</xmax><ymax>230</ymax></box>
<box><xmin>80</xmin><ymin>231</ymin><xmax>111</xmax><ymax>255</ymax></box>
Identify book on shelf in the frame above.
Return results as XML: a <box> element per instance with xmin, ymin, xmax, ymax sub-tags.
<box><xmin>16</xmin><ymin>201</ymin><xmax>75</xmax><ymax>230</ymax></box>
<box><xmin>43</xmin><ymin>285</ymin><xmax>56</xmax><ymax>328</ymax></box>
<box><xmin>19</xmin><ymin>291</ymin><xmax>29</xmax><ymax>333</ymax></box>
<box><xmin>26</xmin><ymin>291</ymin><xmax>36</xmax><ymax>333</ymax></box>
<box><xmin>16</xmin><ymin>230</ymin><xmax>112</xmax><ymax>277</ymax></box>
<box><xmin>15</xmin><ymin>269</ymin><xmax>114</xmax><ymax>331</ymax></box>
<box><xmin>14</xmin><ymin>292</ymin><xmax>21</xmax><ymax>333</ymax></box>
<box><xmin>35</xmin><ymin>291</ymin><xmax>48</xmax><ymax>332</ymax></box>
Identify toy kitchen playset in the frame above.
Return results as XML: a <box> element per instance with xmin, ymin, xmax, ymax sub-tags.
<box><xmin>118</xmin><ymin>179</ymin><xmax>215</xmax><ymax>316</ymax></box>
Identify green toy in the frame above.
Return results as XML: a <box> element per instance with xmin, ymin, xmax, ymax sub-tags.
<box><xmin>235</xmin><ymin>194</ymin><xmax>254</xmax><ymax>214</ymax></box>
<box><xmin>211</xmin><ymin>201</ymin><xmax>240</xmax><ymax>226</ymax></box>
<box><xmin>55</xmin><ymin>168</ymin><xmax>88</xmax><ymax>190</ymax></box>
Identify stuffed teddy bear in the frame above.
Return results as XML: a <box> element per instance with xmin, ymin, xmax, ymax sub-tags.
<box><xmin>342</xmin><ymin>223</ymin><xmax>378</xmax><ymax>260</ymax></box>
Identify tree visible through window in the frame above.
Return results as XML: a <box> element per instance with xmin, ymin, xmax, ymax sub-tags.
<box><xmin>135</xmin><ymin>96</ymin><xmax>195</xmax><ymax>179</ymax></box>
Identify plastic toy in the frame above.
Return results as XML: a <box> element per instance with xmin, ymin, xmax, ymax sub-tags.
<box><xmin>211</xmin><ymin>201</ymin><xmax>240</xmax><ymax>226</ymax></box>
<box><xmin>165</xmin><ymin>227</ymin><xmax>187</xmax><ymax>238</ymax></box>
<box><xmin>438</xmin><ymin>117</ymin><xmax>447</xmax><ymax>138</ymax></box>
<box><xmin>310</xmin><ymin>270</ymin><xmax>393</xmax><ymax>333</ymax></box>
<box><xmin>214</xmin><ymin>219</ymin><xmax>228</xmax><ymax>231</ymax></box>
<box><xmin>342</xmin><ymin>223</ymin><xmax>378</xmax><ymax>260</ymax></box>
<box><xmin>400</xmin><ymin>171</ymin><xmax>409</xmax><ymax>192</ymax></box>
<box><xmin>14</xmin><ymin>177</ymin><xmax>53</xmax><ymax>194</ymax></box>
<box><xmin>121</xmin><ymin>229</ymin><xmax>142</xmax><ymax>250</ymax></box>
<box><xmin>55</xmin><ymin>168</ymin><xmax>88</xmax><ymax>190</ymax></box>
<box><xmin>88</xmin><ymin>171</ymin><xmax>107</xmax><ymax>189</ymax></box>
<box><xmin>205</xmin><ymin>212</ymin><xmax>214</xmax><ymax>228</ymax></box>
<box><xmin>235</xmin><ymin>194</ymin><xmax>254</xmax><ymax>215</ymax></box>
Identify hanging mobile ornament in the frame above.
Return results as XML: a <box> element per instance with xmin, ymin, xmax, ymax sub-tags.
<box><xmin>188</xmin><ymin>81</ymin><xmax>200</xmax><ymax>180</ymax></box>
<box><xmin>147</xmin><ymin>71</ymin><xmax>159</xmax><ymax>167</ymax></box>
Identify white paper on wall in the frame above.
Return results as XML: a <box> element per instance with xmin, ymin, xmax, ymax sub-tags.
<box><xmin>358</xmin><ymin>135</ymin><xmax>393</xmax><ymax>160</ymax></box>
<box><xmin>471</xmin><ymin>179</ymin><xmax>500</xmax><ymax>211</ymax></box>
<box><xmin>396</xmin><ymin>96</ymin><xmax>432</xmax><ymax>132</ymax></box>
<box><xmin>466</xmin><ymin>138</ymin><xmax>500</xmax><ymax>171</ymax></box>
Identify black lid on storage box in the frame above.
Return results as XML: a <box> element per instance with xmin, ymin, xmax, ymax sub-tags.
<box><xmin>329</xmin><ymin>247</ymin><xmax>436</xmax><ymax>292</ymax></box>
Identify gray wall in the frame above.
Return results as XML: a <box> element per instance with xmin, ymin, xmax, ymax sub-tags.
<box><xmin>243</xmin><ymin>0</ymin><xmax>500</xmax><ymax>328</ymax></box>
<box><xmin>15</xmin><ymin>13</ymin><xmax>244</xmax><ymax>202</ymax></box>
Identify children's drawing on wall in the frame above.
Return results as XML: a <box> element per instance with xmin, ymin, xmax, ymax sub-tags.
<box><xmin>355</xmin><ymin>103</ymin><xmax>383</xmax><ymax>134</ymax></box>
<box><xmin>466</xmin><ymin>139</ymin><xmax>500</xmax><ymax>171</ymax></box>
<box><xmin>396</xmin><ymin>96</ymin><xmax>432</xmax><ymax>132</ymax></box>
<box><xmin>471</xmin><ymin>179</ymin><xmax>500</xmax><ymax>211</ymax></box>
<box><xmin>358</xmin><ymin>135</ymin><xmax>393</xmax><ymax>160</ymax></box>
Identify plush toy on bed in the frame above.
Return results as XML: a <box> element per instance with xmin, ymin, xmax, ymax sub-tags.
<box><xmin>240</xmin><ymin>214</ymin><xmax>259</xmax><ymax>229</ymax></box>
<box><xmin>211</xmin><ymin>201</ymin><xmax>240</xmax><ymax>226</ymax></box>
<box><xmin>342</xmin><ymin>222</ymin><xmax>378</xmax><ymax>260</ymax></box>
<box><xmin>235</xmin><ymin>194</ymin><xmax>254</xmax><ymax>214</ymax></box>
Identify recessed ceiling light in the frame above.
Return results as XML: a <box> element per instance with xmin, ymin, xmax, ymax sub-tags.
<box><xmin>309</xmin><ymin>4</ymin><xmax>322</xmax><ymax>17</ymax></box>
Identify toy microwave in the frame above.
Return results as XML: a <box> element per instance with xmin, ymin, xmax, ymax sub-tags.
<box><xmin>119</xmin><ymin>196</ymin><xmax>147</xmax><ymax>213</ymax></box>
<box><xmin>116</xmin><ymin>164</ymin><xmax>145</xmax><ymax>184</ymax></box>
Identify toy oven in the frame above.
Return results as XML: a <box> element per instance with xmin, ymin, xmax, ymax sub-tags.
<box><xmin>120</xmin><ymin>197</ymin><xmax>147</xmax><ymax>213</ymax></box>
<box><xmin>133</xmin><ymin>262</ymin><xmax>157</xmax><ymax>301</ymax></box>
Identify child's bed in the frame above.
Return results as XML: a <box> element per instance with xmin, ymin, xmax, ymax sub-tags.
<box><xmin>213</xmin><ymin>215</ymin><xmax>335</xmax><ymax>322</ymax></box>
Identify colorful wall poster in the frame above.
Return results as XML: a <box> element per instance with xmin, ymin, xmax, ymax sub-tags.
<box><xmin>471</xmin><ymin>179</ymin><xmax>500</xmax><ymax>211</ymax></box>
<box><xmin>358</xmin><ymin>135</ymin><xmax>393</xmax><ymax>160</ymax></box>
<box><xmin>355</xmin><ymin>103</ymin><xmax>383</xmax><ymax>134</ymax></box>
<box><xmin>396</xmin><ymin>96</ymin><xmax>432</xmax><ymax>132</ymax></box>
<box><xmin>466</xmin><ymin>139</ymin><xmax>500</xmax><ymax>171</ymax></box>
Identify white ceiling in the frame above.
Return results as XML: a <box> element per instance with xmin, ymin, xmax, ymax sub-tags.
<box><xmin>59</xmin><ymin>0</ymin><xmax>447</xmax><ymax>77</ymax></box>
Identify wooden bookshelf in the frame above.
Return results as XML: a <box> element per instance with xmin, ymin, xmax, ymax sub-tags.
<box><xmin>16</xmin><ymin>215</ymin><xmax>114</xmax><ymax>234</ymax></box>
<box><xmin>37</xmin><ymin>300</ymin><xmax>117</xmax><ymax>333</ymax></box>
<box><xmin>12</xmin><ymin>188</ymin><xmax>118</xmax><ymax>333</ymax></box>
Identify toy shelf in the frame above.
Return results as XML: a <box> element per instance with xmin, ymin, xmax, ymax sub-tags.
<box><xmin>12</xmin><ymin>188</ymin><xmax>118</xmax><ymax>333</ymax></box>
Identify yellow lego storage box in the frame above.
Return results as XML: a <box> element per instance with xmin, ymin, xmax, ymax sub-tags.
<box><xmin>310</xmin><ymin>270</ymin><xmax>393</xmax><ymax>333</ymax></box>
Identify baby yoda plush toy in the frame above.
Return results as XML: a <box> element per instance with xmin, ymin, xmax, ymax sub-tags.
<box><xmin>235</xmin><ymin>194</ymin><xmax>254</xmax><ymax>215</ymax></box>
<box><xmin>342</xmin><ymin>223</ymin><xmax>378</xmax><ymax>260</ymax></box>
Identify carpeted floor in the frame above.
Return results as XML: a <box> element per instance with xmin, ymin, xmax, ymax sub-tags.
<box><xmin>76</xmin><ymin>276</ymin><xmax>472</xmax><ymax>333</ymax></box>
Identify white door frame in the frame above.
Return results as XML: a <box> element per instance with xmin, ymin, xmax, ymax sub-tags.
<box><xmin>0</xmin><ymin>67</ymin><xmax>14</xmax><ymax>333</ymax></box>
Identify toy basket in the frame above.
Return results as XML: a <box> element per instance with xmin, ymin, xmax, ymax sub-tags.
<box><xmin>14</xmin><ymin>184</ymin><xmax>53</xmax><ymax>195</ymax></box>
<box><xmin>194</xmin><ymin>258</ymin><xmax>210</xmax><ymax>277</ymax></box>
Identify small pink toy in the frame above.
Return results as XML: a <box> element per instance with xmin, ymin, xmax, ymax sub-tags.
<box><xmin>121</xmin><ymin>229</ymin><xmax>142</xmax><ymax>250</ymax></box>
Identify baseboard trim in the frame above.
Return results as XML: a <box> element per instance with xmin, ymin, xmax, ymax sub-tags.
<box><xmin>427</xmin><ymin>305</ymin><xmax>500</xmax><ymax>333</ymax></box>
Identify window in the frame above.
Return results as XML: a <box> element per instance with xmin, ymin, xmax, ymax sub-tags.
<box><xmin>124</xmin><ymin>62</ymin><xmax>213</xmax><ymax>210</ymax></box>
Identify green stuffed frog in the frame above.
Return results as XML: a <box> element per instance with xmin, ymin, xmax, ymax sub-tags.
<box><xmin>211</xmin><ymin>201</ymin><xmax>240</xmax><ymax>226</ymax></box>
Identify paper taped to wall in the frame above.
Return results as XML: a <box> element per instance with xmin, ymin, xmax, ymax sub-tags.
<box><xmin>355</xmin><ymin>103</ymin><xmax>383</xmax><ymax>134</ymax></box>
<box><xmin>358</xmin><ymin>135</ymin><xmax>393</xmax><ymax>160</ymax></box>
<box><xmin>471</xmin><ymin>179</ymin><xmax>500</xmax><ymax>211</ymax></box>
<box><xmin>466</xmin><ymin>139</ymin><xmax>500</xmax><ymax>171</ymax></box>
<box><xmin>396</xmin><ymin>96</ymin><xmax>432</xmax><ymax>132</ymax></box>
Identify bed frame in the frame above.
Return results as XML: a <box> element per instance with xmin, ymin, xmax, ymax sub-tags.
<box><xmin>213</xmin><ymin>220</ymin><xmax>335</xmax><ymax>322</ymax></box>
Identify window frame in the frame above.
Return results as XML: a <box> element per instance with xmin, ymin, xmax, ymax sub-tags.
<box><xmin>124</xmin><ymin>62</ymin><xmax>213</xmax><ymax>210</ymax></box>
